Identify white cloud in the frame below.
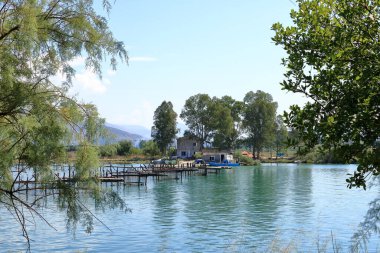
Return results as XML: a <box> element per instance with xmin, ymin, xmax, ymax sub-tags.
<box><xmin>49</xmin><ymin>58</ymin><xmax>113</xmax><ymax>95</ymax></box>
<box><xmin>129</xmin><ymin>56</ymin><xmax>158</xmax><ymax>62</ymax></box>
<box><xmin>74</xmin><ymin>70</ymin><xmax>109</xmax><ymax>94</ymax></box>
<box><xmin>51</xmin><ymin>69</ymin><xmax>110</xmax><ymax>95</ymax></box>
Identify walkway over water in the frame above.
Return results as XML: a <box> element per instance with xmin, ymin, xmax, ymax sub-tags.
<box><xmin>11</xmin><ymin>162</ymin><xmax>227</xmax><ymax>187</ymax></box>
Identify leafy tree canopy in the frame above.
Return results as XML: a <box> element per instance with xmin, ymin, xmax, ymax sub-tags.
<box><xmin>0</xmin><ymin>0</ymin><xmax>127</xmax><ymax>248</ymax></box>
<box><xmin>100</xmin><ymin>143</ymin><xmax>119</xmax><ymax>157</ymax></box>
<box><xmin>180</xmin><ymin>94</ymin><xmax>214</xmax><ymax>148</ymax></box>
<box><xmin>152</xmin><ymin>101</ymin><xmax>178</xmax><ymax>154</ymax></box>
<box><xmin>180</xmin><ymin>94</ymin><xmax>243</xmax><ymax>150</ymax></box>
<box><xmin>272</xmin><ymin>0</ymin><xmax>380</xmax><ymax>189</ymax></box>
<box><xmin>117</xmin><ymin>140</ymin><xmax>133</xmax><ymax>156</ymax></box>
<box><xmin>140</xmin><ymin>140</ymin><xmax>160</xmax><ymax>158</ymax></box>
<box><xmin>211</xmin><ymin>96</ymin><xmax>240</xmax><ymax>150</ymax></box>
<box><xmin>243</xmin><ymin>90</ymin><xmax>278</xmax><ymax>159</ymax></box>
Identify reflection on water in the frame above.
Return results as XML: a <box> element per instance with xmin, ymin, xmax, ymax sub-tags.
<box><xmin>0</xmin><ymin>164</ymin><xmax>379</xmax><ymax>252</ymax></box>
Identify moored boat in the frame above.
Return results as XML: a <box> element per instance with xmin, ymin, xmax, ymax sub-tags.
<box><xmin>208</xmin><ymin>160</ymin><xmax>240</xmax><ymax>167</ymax></box>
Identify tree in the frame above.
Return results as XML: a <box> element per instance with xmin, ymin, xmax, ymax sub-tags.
<box><xmin>274</xmin><ymin>115</ymin><xmax>288</xmax><ymax>159</ymax></box>
<box><xmin>0</xmin><ymin>0</ymin><xmax>127</xmax><ymax>249</ymax></box>
<box><xmin>100</xmin><ymin>144</ymin><xmax>119</xmax><ymax>157</ymax></box>
<box><xmin>151</xmin><ymin>101</ymin><xmax>178</xmax><ymax>155</ymax></box>
<box><xmin>242</xmin><ymin>90</ymin><xmax>278</xmax><ymax>159</ymax></box>
<box><xmin>180</xmin><ymin>94</ymin><xmax>242</xmax><ymax>150</ymax></box>
<box><xmin>272</xmin><ymin>0</ymin><xmax>380</xmax><ymax>189</ymax></box>
<box><xmin>140</xmin><ymin>140</ymin><xmax>160</xmax><ymax>157</ymax></box>
<box><xmin>117</xmin><ymin>140</ymin><xmax>133</xmax><ymax>156</ymax></box>
<box><xmin>211</xmin><ymin>96</ymin><xmax>241</xmax><ymax>150</ymax></box>
<box><xmin>180</xmin><ymin>94</ymin><xmax>214</xmax><ymax>148</ymax></box>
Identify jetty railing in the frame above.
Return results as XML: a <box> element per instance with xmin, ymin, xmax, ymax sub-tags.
<box><xmin>9</xmin><ymin>162</ymin><xmax>229</xmax><ymax>188</ymax></box>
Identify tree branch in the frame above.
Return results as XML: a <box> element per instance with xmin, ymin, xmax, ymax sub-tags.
<box><xmin>0</xmin><ymin>24</ymin><xmax>19</xmax><ymax>41</ymax></box>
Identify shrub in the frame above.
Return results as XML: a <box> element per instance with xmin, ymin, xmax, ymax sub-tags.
<box><xmin>234</xmin><ymin>150</ymin><xmax>259</xmax><ymax>166</ymax></box>
<box><xmin>194</xmin><ymin>152</ymin><xmax>203</xmax><ymax>159</ymax></box>
<box><xmin>99</xmin><ymin>144</ymin><xmax>119</xmax><ymax>157</ymax></box>
<box><xmin>117</xmin><ymin>140</ymin><xmax>133</xmax><ymax>156</ymax></box>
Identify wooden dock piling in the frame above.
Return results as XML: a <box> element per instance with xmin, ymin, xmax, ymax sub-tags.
<box><xmin>10</xmin><ymin>162</ymin><xmax>231</xmax><ymax>189</ymax></box>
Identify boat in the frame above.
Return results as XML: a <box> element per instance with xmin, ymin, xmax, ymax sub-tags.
<box><xmin>208</xmin><ymin>160</ymin><xmax>240</xmax><ymax>167</ymax></box>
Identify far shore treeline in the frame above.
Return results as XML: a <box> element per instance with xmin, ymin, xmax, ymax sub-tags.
<box><xmin>95</xmin><ymin>90</ymin><xmax>344</xmax><ymax>164</ymax></box>
<box><xmin>95</xmin><ymin>90</ymin><xmax>284</xmax><ymax>161</ymax></box>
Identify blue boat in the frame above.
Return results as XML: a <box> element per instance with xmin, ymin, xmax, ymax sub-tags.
<box><xmin>208</xmin><ymin>160</ymin><xmax>240</xmax><ymax>167</ymax></box>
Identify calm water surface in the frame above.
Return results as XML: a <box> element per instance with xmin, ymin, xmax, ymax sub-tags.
<box><xmin>1</xmin><ymin>164</ymin><xmax>380</xmax><ymax>252</ymax></box>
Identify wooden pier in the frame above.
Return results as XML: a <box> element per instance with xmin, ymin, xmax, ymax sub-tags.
<box><xmin>10</xmin><ymin>162</ymin><xmax>231</xmax><ymax>188</ymax></box>
<box><xmin>104</xmin><ymin>163</ymin><xmax>199</xmax><ymax>185</ymax></box>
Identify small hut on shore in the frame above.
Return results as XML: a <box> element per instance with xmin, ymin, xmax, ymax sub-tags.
<box><xmin>202</xmin><ymin>149</ymin><xmax>234</xmax><ymax>163</ymax></box>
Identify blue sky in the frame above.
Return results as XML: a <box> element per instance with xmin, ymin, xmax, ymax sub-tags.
<box><xmin>66</xmin><ymin>0</ymin><xmax>305</xmax><ymax>130</ymax></box>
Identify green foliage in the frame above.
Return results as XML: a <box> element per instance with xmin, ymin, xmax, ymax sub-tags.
<box><xmin>180</xmin><ymin>94</ymin><xmax>242</xmax><ymax>150</ymax></box>
<box><xmin>140</xmin><ymin>140</ymin><xmax>160</xmax><ymax>157</ymax></box>
<box><xmin>352</xmin><ymin>196</ymin><xmax>380</xmax><ymax>251</ymax></box>
<box><xmin>99</xmin><ymin>144</ymin><xmax>119</xmax><ymax>157</ymax></box>
<box><xmin>194</xmin><ymin>152</ymin><xmax>203</xmax><ymax>159</ymax></box>
<box><xmin>152</xmin><ymin>101</ymin><xmax>178</xmax><ymax>154</ymax></box>
<box><xmin>168</xmin><ymin>147</ymin><xmax>177</xmax><ymax>157</ymax></box>
<box><xmin>180</xmin><ymin>94</ymin><xmax>214</xmax><ymax>148</ymax></box>
<box><xmin>272</xmin><ymin>0</ymin><xmax>380</xmax><ymax>189</ymax></box>
<box><xmin>273</xmin><ymin>115</ymin><xmax>288</xmax><ymax>158</ymax></box>
<box><xmin>243</xmin><ymin>90</ymin><xmax>278</xmax><ymax>159</ymax></box>
<box><xmin>83</xmin><ymin>104</ymin><xmax>106</xmax><ymax>144</ymax></box>
<box><xmin>211</xmin><ymin>96</ymin><xmax>242</xmax><ymax>150</ymax></box>
<box><xmin>74</xmin><ymin>143</ymin><xmax>99</xmax><ymax>180</ymax></box>
<box><xmin>183</xmin><ymin>129</ymin><xmax>197</xmax><ymax>138</ymax></box>
<box><xmin>117</xmin><ymin>140</ymin><xmax>133</xmax><ymax>156</ymax></box>
<box><xmin>0</xmin><ymin>0</ymin><xmax>127</xmax><ymax>248</ymax></box>
<box><xmin>299</xmin><ymin>146</ymin><xmax>350</xmax><ymax>164</ymax></box>
<box><xmin>130</xmin><ymin>147</ymin><xmax>142</xmax><ymax>155</ymax></box>
<box><xmin>55</xmin><ymin>180</ymin><xmax>128</xmax><ymax>236</ymax></box>
<box><xmin>233</xmin><ymin>150</ymin><xmax>259</xmax><ymax>166</ymax></box>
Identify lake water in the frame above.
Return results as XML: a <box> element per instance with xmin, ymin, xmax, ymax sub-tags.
<box><xmin>1</xmin><ymin>164</ymin><xmax>380</xmax><ymax>252</ymax></box>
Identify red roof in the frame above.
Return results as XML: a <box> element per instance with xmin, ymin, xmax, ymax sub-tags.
<box><xmin>241</xmin><ymin>150</ymin><xmax>253</xmax><ymax>158</ymax></box>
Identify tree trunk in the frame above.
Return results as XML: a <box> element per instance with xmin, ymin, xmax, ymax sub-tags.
<box><xmin>276</xmin><ymin>144</ymin><xmax>279</xmax><ymax>160</ymax></box>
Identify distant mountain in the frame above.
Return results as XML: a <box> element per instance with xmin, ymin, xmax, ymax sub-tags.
<box><xmin>102</xmin><ymin>125</ymin><xmax>146</xmax><ymax>146</ymax></box>
<box><xmin>105</xmin><ymin>123</ymin><xmax>151</xmax><ymax>139</ymax></box>
<box><xmin>104</xmin><ymin>122</ymin><xmax>188</xmax><ymax>142</ymax></box>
